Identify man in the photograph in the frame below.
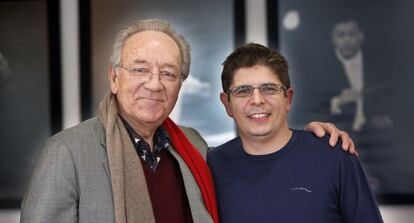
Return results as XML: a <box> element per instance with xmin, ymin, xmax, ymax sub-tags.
<box><xmin>330</xmin><ymin>20</ymin><xmax>366</xmax><ymax>131</ymax></box>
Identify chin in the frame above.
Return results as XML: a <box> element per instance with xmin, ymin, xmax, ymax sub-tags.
<box><xmin>144</xmin><ymin>116</ymin><xmax>164</xmax><ymax>124</ymax></box>
<box><xmin>251</xmin><ymin>132</ymin><xmax>271</xmax><ymax>137</ymax></box>
<box><xmin>245</xmin><ymin>129</ymin><xmax>272</xmax><ymax>137</ymax></box>
<box><xmin>133</xmin><ymin>112</ymin><xmax>163</xmax><ymax>124</ymax></box>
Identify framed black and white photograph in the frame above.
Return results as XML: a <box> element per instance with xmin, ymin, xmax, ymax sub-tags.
<box><xmin>0</xmin><ymin>0</ymin><xmax>61</xmax><ymax>208</ymax></box>
<box><xmin>269</xmin><ymin>0</ymin><xmax>414</xmax><ymax>203</ymax></box>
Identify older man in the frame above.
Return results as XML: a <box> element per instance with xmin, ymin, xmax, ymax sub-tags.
<box><xmin>21</xmin><ymin>19</ymin><xmax>354</xmax><ymax>223</ymax></box>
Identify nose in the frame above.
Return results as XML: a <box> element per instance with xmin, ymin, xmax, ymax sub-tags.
<box><xmin>143</xmin><ymin>71</ymin><xmax>163</xmax><ymax>91</ymax></box>
<box><xmin>250</xmin><ymin>88</ymin><xmax>265</xmax><ymax>105</ymax></box>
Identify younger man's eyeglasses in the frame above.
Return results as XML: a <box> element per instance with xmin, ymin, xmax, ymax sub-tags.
<box><xmin>227</xmin><ymin>83</ymin><xmax>287</xmax><ymax>97</ymax></box>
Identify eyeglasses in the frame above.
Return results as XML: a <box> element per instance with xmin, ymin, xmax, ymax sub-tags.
<box><xmin>117</xmin><ymin>65</ymin><xmax>180</xmax><ymax>82</ymax></box>
<box><xmin>227</xmin><ymin>83</ymin><xmax>287</xmax><ymax>97</ymax></box>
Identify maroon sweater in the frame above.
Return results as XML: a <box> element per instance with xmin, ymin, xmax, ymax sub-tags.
<box><xmin>141</xmin><ymin>149</ymin><xmax>193</xmax><ymax>223</ymax></box>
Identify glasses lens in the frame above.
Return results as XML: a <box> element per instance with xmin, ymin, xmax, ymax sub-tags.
<box><xmin>232</xmin><ymin>85</ymin><xmax>253</xmax><ymax>97</ymax></box>
<box><xmin>160</xmin><ymin>71</ymin><xmax>179</xmax><ymax>81</ymax></box>
<box><xmin>132</xmin><ymin>68</ymin><xmax>150</xmax><ymax>77</ymax></box>
<box><xmin>260</xmin><ymin>84</ymin><xmax>281</xmax><ymax>95</ymax></box>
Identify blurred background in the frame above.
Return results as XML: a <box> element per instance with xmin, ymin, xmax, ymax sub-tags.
<box><xmin>0</xmin><ymin>0</ymin><xmax>413</xmax><ymax>222</ymax></box>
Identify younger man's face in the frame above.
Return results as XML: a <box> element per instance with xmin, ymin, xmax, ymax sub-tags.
<box><xmin>220</xmin><ymin>64</ymin><xmax>293</xmax><ymax>141</ymax></box>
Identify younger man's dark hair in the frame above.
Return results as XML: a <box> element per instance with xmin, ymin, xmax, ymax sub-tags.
<box><xmin>221</xmin><ymin>43</ymin><xmax>290</xmax><ymax>93</ymax></box>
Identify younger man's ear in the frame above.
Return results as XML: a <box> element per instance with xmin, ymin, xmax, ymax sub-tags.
<box><xmin>285</xmin><ymin>88</ymin><xmax>294</xmax><ymax>112</ymax></box>
<box><xmin>220</xmin><ymin>92</ymin><xmax>234</xmax><ymax>118</ymax></box>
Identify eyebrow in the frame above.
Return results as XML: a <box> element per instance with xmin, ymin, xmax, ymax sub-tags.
<box><xmin>133</xmin><ymin>59</ymin><xmax>149</xmax><ymax>64</ymax></box>
<box><xmin>236</xmin><ymin>83</ymin><xmax>278</xmax><ymax>87</ymax></box>
<box><xmin>133</xmin><ymin>59</ymin><xmax>179</xmax><ymax>70</ymax></box>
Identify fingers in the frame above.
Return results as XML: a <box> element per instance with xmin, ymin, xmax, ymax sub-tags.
<box><xmin>339</xmin><ymin>130</ymin><xmax>358</xmax><ymax>155</ymax></box>
<box><xmin>339</xmin><ymin>131</ymin><xmax>350</xmax><ymax>149</ymax></box>
<box><xmin>320</xmin><ymin>122</ymin><xmax>339</xmax><ymax>147</ymax></box>
<box><xmin>304</xmin><ymin>121</ymin><xmax>325</xmax><ymax>138</ymax></box>
<box><xmin>350</xmin><ymin>142</ymin><xmax>358</xmax><ymax>156</ymax></box>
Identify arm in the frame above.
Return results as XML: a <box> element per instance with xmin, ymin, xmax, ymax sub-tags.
<box><xmin>304</xmin><ymin>121</ymin><xmax>358</xmax><ymax>155</ymax></box>
<box><xmin>20</xmin><ymin>136</ymin><xmax>78</xmax><ymax>223</ymax></box>
<box><xmin>338</xmin><ymin>154</ymin><xmax>383</xmax><ymax>223</ymax></box>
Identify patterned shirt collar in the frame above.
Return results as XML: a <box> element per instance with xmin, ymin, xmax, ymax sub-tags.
<box><xmin>121</xmin><ymin>118</ymin><xmax>171</xmax><ymax>172</ymax></box>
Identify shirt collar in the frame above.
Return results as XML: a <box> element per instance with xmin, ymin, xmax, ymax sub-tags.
<box><xmin>120</xmin><ymin>117</ymin><xmax>171</xmax><ymax>171</ymax></box>
<box><xmin>335</xmin><ymin>49</ymin><xmax>363</xmax><ymax>65</ymax></box>
<box><xmin>121</xmin><ymin>117</ymin><xmax>170</xmax><ymax>146</ymax></box>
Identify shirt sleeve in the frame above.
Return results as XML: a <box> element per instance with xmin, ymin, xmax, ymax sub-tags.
<box><xmin>20</xmin><ymin>136</ymin><xmax>79</xmax><ymax>223</ymax></box>
<box><xmin>338</xmin><ymin>153</ymin><xmax>384</xmax><ymax>223</ymax></box>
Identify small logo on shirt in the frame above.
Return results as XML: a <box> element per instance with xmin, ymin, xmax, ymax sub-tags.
<box><xmin>290</xmin><ymin>187</ymin><xmax>312</xmax><ymax>193</ymax></box>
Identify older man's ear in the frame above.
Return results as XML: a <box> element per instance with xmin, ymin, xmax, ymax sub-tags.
<box><xmin>108</xmin><ymin>65</ymin><xmax>119</xmax><ymax>94</ymax></box>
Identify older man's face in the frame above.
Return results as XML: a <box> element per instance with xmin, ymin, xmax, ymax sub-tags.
<box><xmin>332</xmin><ymin>21</ymin><xmax>364</xmax><ymax>59</ymax></box>
<box><xmin>109</xmin><ymin>31</ymin><xmax>182</xmax><ymax>130</ymax></box>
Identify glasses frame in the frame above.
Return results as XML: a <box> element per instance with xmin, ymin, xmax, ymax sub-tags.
<box><xmin>226</xmin><ymin>83</ymin><xmax>287</xmax><ymax>97</ymax></box>
<box><xmin>116</xmin><ymin>64</ymin><xmax>181</xmax><ymax>83</ymax></box>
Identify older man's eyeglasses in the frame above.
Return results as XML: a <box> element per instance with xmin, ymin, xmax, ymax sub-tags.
<box><xmin>117</xmin><ymin>65</ymin><xmax>180</xmax><ymax>82</ymax></box>
<box><xmin>227</xmin><ymin>83</ymin><xmax>287</xmax><ymax>97</ymax></box>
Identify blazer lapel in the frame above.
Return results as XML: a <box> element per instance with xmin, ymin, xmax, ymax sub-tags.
<box><xmin>98</xmin><ymin>121</ymin><xmax>112</xmax><ymax>183</ymax></box>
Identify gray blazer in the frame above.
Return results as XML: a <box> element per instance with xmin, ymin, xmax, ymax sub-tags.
<box><xmin>20</xmin><ymin>117</ymin><xmax>213</xmax><ymax>223</ymax></box>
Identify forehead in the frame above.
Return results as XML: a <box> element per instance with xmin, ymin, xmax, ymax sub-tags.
<box><xmin>333</xmin><ymin>22</ymin><xmax>359</xmax><ymax>35</ymax></box>
<box><xmin>121</xmin><ymin>30</ymin><xmax>180</xmax><ymax>65</ymax></box>
<box><xmin>232</xmin><ymin>65</ymin><xmax>281</xmax><ymax>86</ymax></box>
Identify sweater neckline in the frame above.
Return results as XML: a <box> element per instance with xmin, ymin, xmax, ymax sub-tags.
<box><xmin>239</xmin><ymin>130</ymin><xmax>299</xmax><ymax>161</ymax></box>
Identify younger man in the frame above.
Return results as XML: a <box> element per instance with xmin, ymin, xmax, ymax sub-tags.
<box><xmin>208</xmin><ymin>43</ymin><xmax>383</xmax><ymax>223</ymax></box>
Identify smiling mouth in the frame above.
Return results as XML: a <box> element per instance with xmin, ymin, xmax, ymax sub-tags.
<box><xmin>248</xmin><ymin>113</ymin><xmax>270</xmax><ymax>119</ymax></box>
<box><xmin>139</xmin><ymin>97</ymin><xmax>164</xmax><ymax>102</ymax></box>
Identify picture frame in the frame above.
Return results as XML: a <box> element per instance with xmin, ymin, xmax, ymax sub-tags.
<box><xmin>0</xmin><ymin>0</ymin><xmax>61</xmax><ymax>208</ymax></box>
<box><xmin>269</xmin><ymin>0</ymin><xmax>414</xmax><ymax>204</ymax></box>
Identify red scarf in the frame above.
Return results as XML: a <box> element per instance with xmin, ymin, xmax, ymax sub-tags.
<box><xmin>163</xmin><ymin>118</ymin><xmax>219</xmax><ymax>223</ymax></box>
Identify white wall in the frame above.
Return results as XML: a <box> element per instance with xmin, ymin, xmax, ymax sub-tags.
<box><xmin>0</xmin><ymin>210</ymin><xmax>19</xmax><ymax>223</ymax></box>
<box><xmin>60</xmin><ymin>0</ymin><xmax>81</xmax><ymax>129</ymax></box>
<box><xmin>380</xmin><ymin>205</ymin><xmax>414</xmax><ymax>222</ymax></box>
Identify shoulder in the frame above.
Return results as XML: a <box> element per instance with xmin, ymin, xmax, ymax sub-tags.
<box><xmin>294</xmin><ymin>129</ymin><xmax>331</xmax><ymax>145</ymax></box>
<box><xmin>179</xmin><ymin>125</ymin><xmax>209</xmax><ymax>158</ymax></box>
<box><xmin>50</xmin><ymin>117</ymin><xmax>103</xmax><ymax>147</ymax></box>
<box><xmin>52</xmin><ymin>117</ymin><xmax>103</xmax><ymax>144</ymax></box>
<box><xmin>179</xmin><ymin>125</ymin><xmax>203</xmax><ymax>140</ymax></box>
<box><xmin>292</xmin><ymin>130</ymin><xmax>352</xmax><ymax>163</ymax></box>
<box><xmin>21</xmin><ymin>118</ymin><xmax>106</xmax><ymax>222</ymax></box>
<box><xmin>42</xmin><ymin>117</ymin><xmax>105</xmax><ymax>162</ymax></box>
<box><xmin>292</xmin><ymin>130</ymin><xmax>361</xmax><ymax>186</ymax></box>
<box><xmin>24</xmin><ymin>119</ymin><xmax>104</xmax><ymax>191</ymax></box>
